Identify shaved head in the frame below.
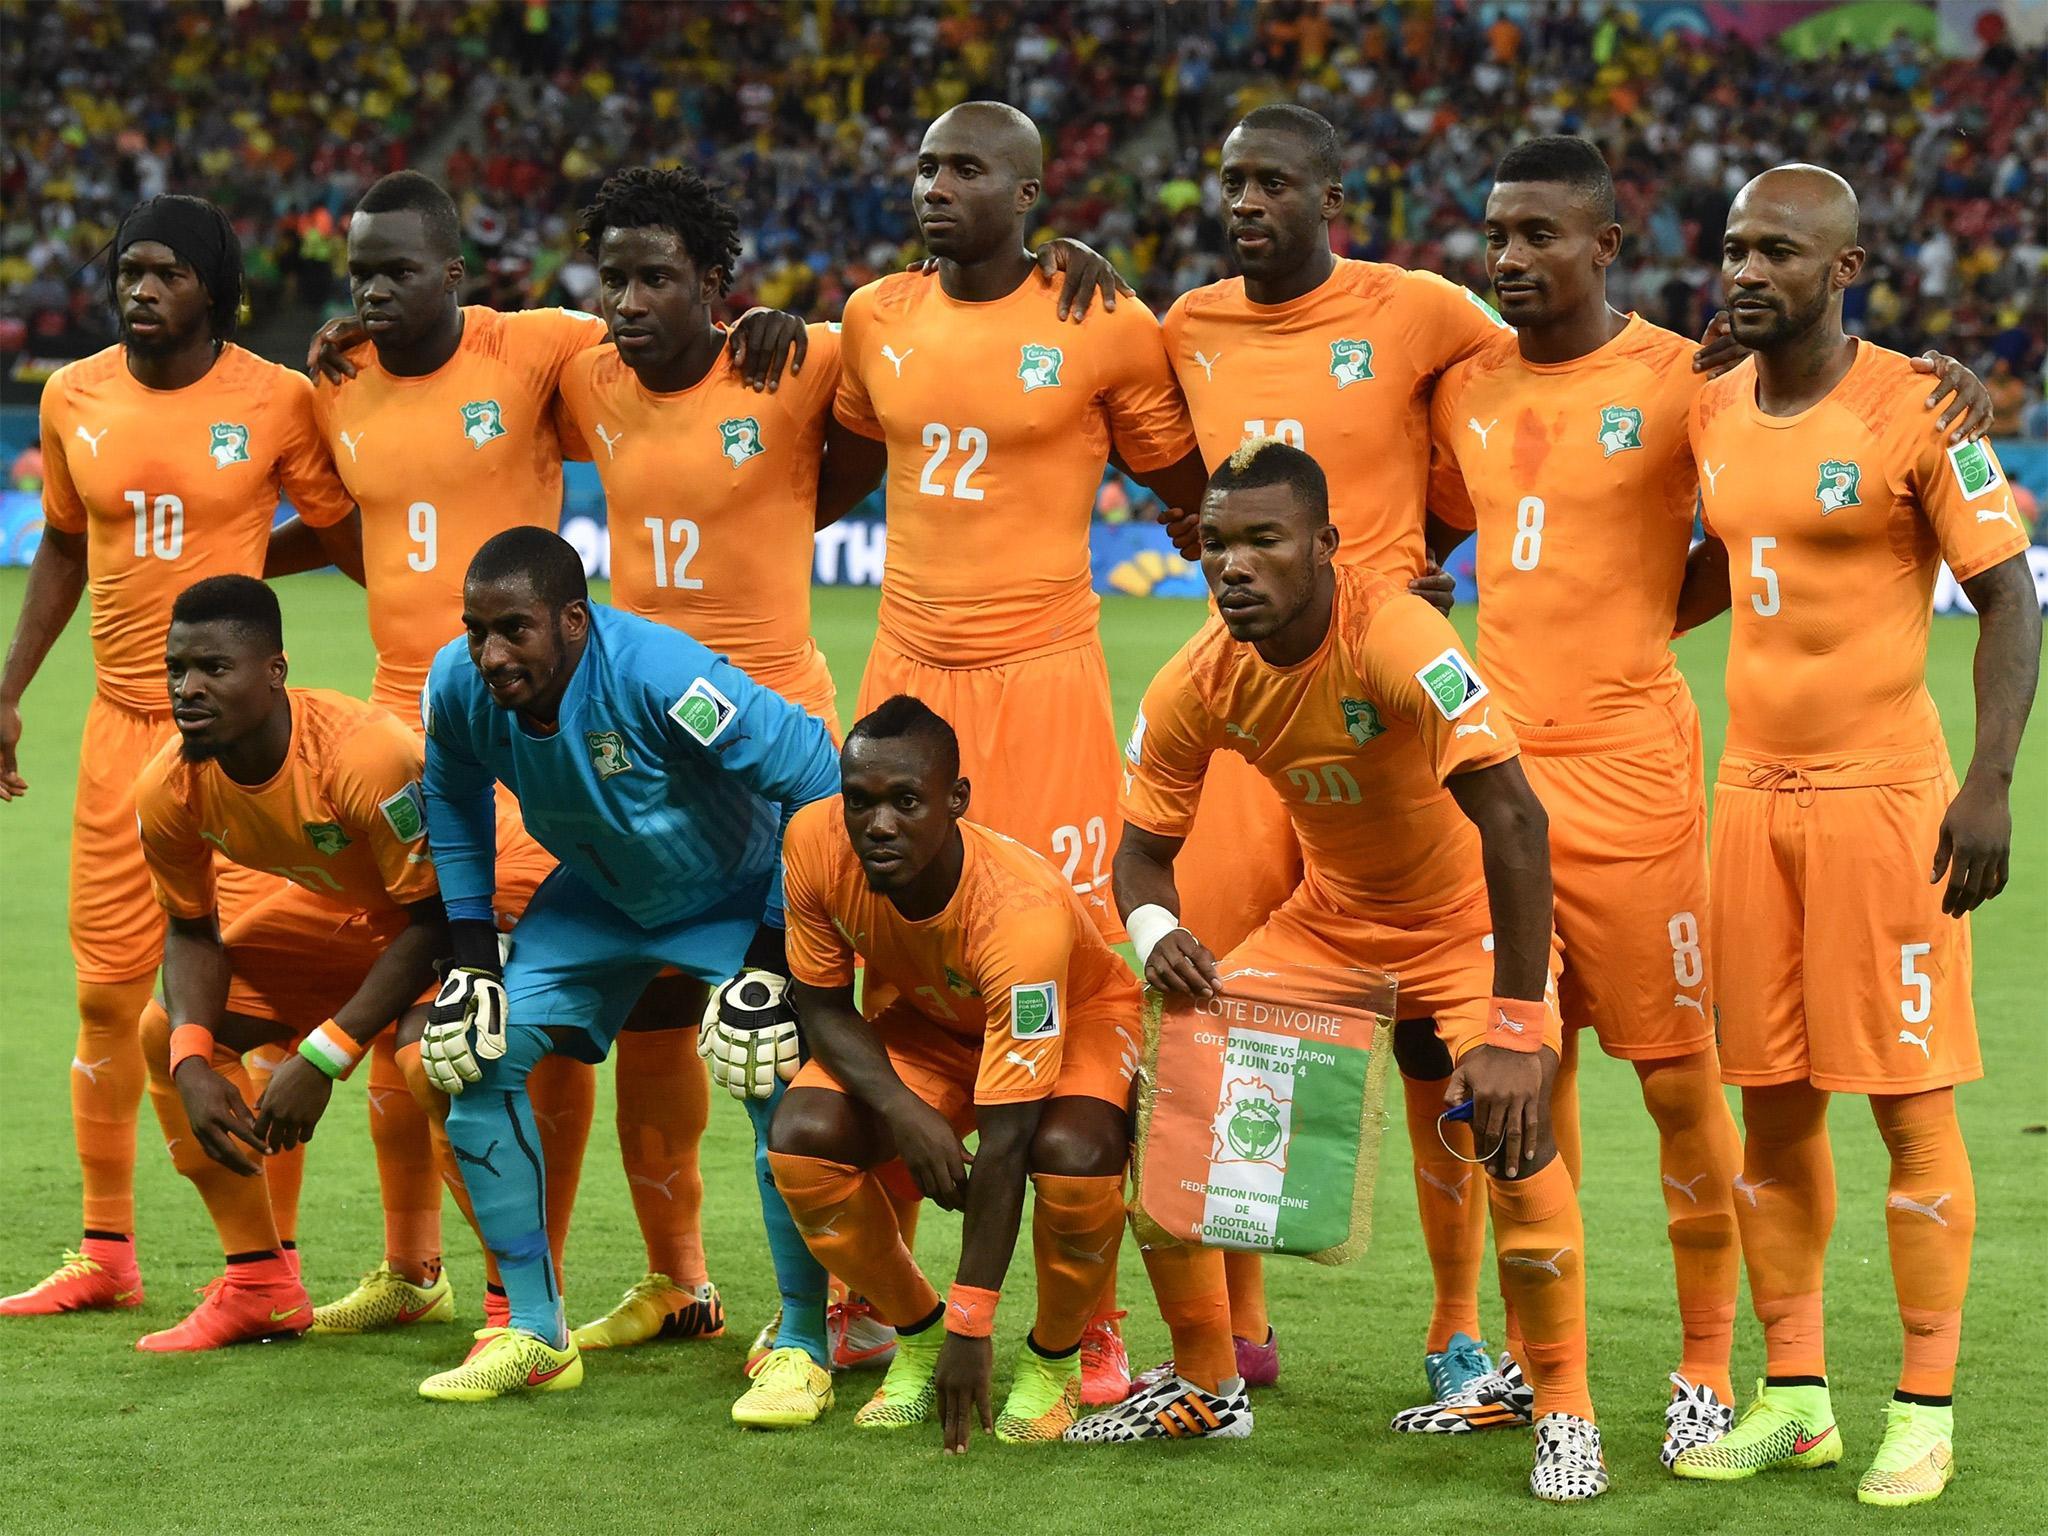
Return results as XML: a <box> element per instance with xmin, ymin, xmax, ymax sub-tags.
<box><xmin>925</xmin><ymin>101</ymin><xmax>1044</xmax><ymax>180</ymax></box>
<box><xmin>1732</xmin><ymin>163</ymin><xmax>1860</xmax><ymax>253</ymax></box>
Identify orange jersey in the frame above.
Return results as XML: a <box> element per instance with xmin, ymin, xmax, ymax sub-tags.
<box><xmin>1692</xmin><ymin>342</ymin><xmax>2029</xmax><ymax>778</ymax></box>
<box><xmin>554</xmin><ymin>325</ymin><xmax>839</xmax><ymax>697</ymax></box>
<box><xmin>1161</xmin><ymin>260</ymin><xmax>1504</xmax><ymax>580</ymax></box>
<box><xmin>38</xmin><ymin>344</ymin><xmax>355</xmax><ymax>713</ymax></box>
<box><xmin>313</xmin><ymin>305</ymin><xmax>606</xmax><ymax>714</ymax></box>
<box><xmin>834</xmin><ymin>269</ymin><xmax>1196</xmax><ymax>667</ymax></box>
<box><xmin>1429</xmin><ymin>316</ymin><xmax>1701</xmax><ymax>727</ymax></box>
<box><xmin>136</xmin><ymin>687</ymin><xmax>439</xmax><ymax>920</ymax></box>
<box><xmin>782</xmin><ymin>799</ymin><xmax>1140</xmax><ymax>1103</ymax></box>
<box><xmin>1123</xmin><ymin>566</ymin><xmax>1515</xmax><ymax>922</ymax></box>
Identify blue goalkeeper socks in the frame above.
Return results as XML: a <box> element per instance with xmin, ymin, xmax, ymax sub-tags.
<box><xmin>746</xmin><ymin>1085</ymin><xmax>830</xmax><ymax>1368</ymax></box>
<box><xmin>443</xmin><ymin>1024</ymin><xmax>564</xmax><ymax>1346</ymax></box>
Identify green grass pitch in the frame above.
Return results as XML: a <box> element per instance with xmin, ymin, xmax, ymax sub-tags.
<box><xmin>0</xmin><ymin>570</ymin><xmax>2040</xmax><ymax>1535</ymax></box>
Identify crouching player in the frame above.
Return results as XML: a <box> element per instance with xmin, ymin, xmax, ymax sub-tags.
<box><xmin>765</xmin><ymin>697</ymin><xmax>1136</xmax><ymax>1448</ymax></box>
<box><xmin>413</xmin><ymin>528</ymin><xmax>839</xmax><ymax>1401</ymax></box>
<box><xmin>1089</xmin><ymin>440</ymin><xmax>1602</xmax><ymax>1501</ymax></box>
<box><xmin>134</xmin><ymin>576</ymin><xmax>447</xmax><ymax>1350</ymax></box>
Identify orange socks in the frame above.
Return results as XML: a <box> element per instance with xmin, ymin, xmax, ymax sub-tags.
<box><xmin>1636</xmin><ymin>1050</ymin><xmax>1741</xmax><ymax>1401</ymax></box>
<box><xmin>1488</xmin><ymin>1158</ymin><xmax>1592</xmax><ymax>1422</ymax></box>
<box><xmin>1550</xmin><ymin>1027</ymin><xmax>1584</xmax><ymax>1186</ymax></box>
<box><xmin>140</xmin><ymin>1001</ymin><xmax>279</xmax><ymax>1257</ymax></box>
<box><xmin>1223</xmin><ymin>1252</ymin><xmax>1269</xmax><ymax>1344</ymax></box>
<box><xmin>1734</xmin><ymin>1082</ymin><xmax>1836</xmax><ymax>1380</ymax></box>
<box><xmin>527</xmin><ymin>1052</ymin><xmax>594</xmax><ymax>1278</ymax></box>
<box><xmin>1402</xmin><ymin>1071</ymin><xmax>1486</xmax><ymax>1350</ymax></box>
<box><xmin>75</xmin><ymin>977</ymin><xmax>153</xmax><ymax>1236</ymax></box>
<box><xmin>361</xmin><ymin>1031</ymin><xmax>441</xmax><ymax>1285</ymax></box>
<box><xmin>613</xmin><ymin>1029</ymin><xmax>710</xmax><ymax>1286</ymax></box>
<box><xmin>1028</xmin><ymin>1173</ymin><xmax>1124</xmax><ymax>1353</ymax></box>
<box><xmin>1137</xmin><ymin>1242</ymin><xmax>1234</xmax><ymax>1392</ymax></box>
<box><xmin>768</xmin><ymin>1153</ymin><xmax>937</xmax><ymax>1328</ymax></box>
<box><xmin>243</xmin><ymin>1045</ymin><xmax>303</xmax><ymax>1246</ymax></box>
<box><xmin>1873</xmin><ymin>1088</ymin><xmax>1974</xmax><ymax>1398</ymax></box>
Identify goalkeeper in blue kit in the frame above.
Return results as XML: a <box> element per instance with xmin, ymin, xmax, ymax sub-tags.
<box><xmin>413</xmin><ymin>528</ymin><xmax>840</xmax><ymax>1402</ymax></box>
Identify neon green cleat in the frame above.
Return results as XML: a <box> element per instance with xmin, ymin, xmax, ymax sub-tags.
<box><xmin>1857</xmin><ymin>1401</ymin><xmax>1954</xmax><ymax>1507</ymax></box>
<box><xmin>571</xmin><ymin>1275</ymin><xmax>723</xmax><ymax>1351</ymax></box>
<box><xmin>418</xmin><ymin>1328</ymin><xmax>582</xmax><ymax>1402</ymax></box>
<box><xmin>1671</xmin><ymin>1380</ymin><xmax>1841</xmax><ymax>1480</ymax></box>
<box><xmin>995</xmin><ymin>1345</ymin><xmax>1083</xmax><ymax>1444</ymax></box>
<box><xmin>732</xmin><ymin>1345</ymin><xmax>835</xmax><ymax>1430</ymax></box>
<box><xmin>853</xmin><ymin>1324</ymin><xmax>943</xmax><ymax>1430</ymax></box>
<box><xmin>310</xmin><ymin>1262</ymin><xmax>454</xmax><ymax>1334</ymax></box>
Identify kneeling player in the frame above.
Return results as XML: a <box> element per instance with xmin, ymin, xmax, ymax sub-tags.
<box><xmin>1087</xmin><ymin>440</ymin><xmax>1602</xmax><ymax>1501</ymax></box>
<box><xmin>765</xmin><ymin>698</ymin><xmax>1135</xmax><ymax>1448</ymax></box>
<box><xmin>133</xmin><ymin>577</ymin><xmax>446</xmax><ymax>1350</ymax></box>
<box><xmin>413</xmin><ymin>528</ymin><xmax>839</xmax><ymax>1402</ymax></box>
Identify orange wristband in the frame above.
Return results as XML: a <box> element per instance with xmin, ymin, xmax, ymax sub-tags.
<box><xmin>1484</xmin><ymin>996</ymin><xmax>1548</xmax><ymax>1054</ymax></box>
<box><xmin>945</xmin><ymin>1283</ymin><xmax>1000</xmax><ymax>1338</ymax></box>
<box><xmin>168</xmin><ymin>1024</ymin><xmax>215</xmax><ymax>1075</ymax></box>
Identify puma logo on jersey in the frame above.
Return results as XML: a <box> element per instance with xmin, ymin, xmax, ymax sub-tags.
<box><xmin>629</xmin><ymin>1170</ymin><xmax>681</xmax><ymax>1201</ymax></box>
<box><xmin>1663</xmin><ymin>1172</ymin><xmax>1708</xmax><ymax>1204</ymax></box>
<box><xmin>1004</xmin><ymin>1049</ymin><xmax>1042</xmax><ymax>1082</ymax></box>
<box><xmin>1887</xmin><ymin>1192</ymin><xmax>1952</xmax><ymax>1227</ymax></box>
<box><xmin>1701</xmin><ymin>461</ymin><xmax>1725</xmax><ymax>495</ymax></box>
<box><xmin>594</xmin><ymin>423</ymin><xmax>624</xmax><ymax>460</ymax></box>
<box><xmin>74</xmin><ymin>424</ymin><xmax>108</xmax><ymax>458</ymax></box>
<box><xmin>1503</xmin><ymin>1247</ymin><xmax>1571</xmax><ymax>1278</ymax></box>
<box><xmin>1418</xmin><ymin>1167</ymin><xmax>1472</xmax><ymax>1206</ymax></box>
<box><xmin>337</xmin><ymin>430</ymin><xmax>365</xmax><ymax>463</ymax></box>
<box><xmin>1223</xmin><ymin>721</ymin><xmax>1262</xmax><ymax>747</ymax></box>
<box><xmin>1975</xmin><ymin>498</ymin><xmax>2019</xmax><ymax>528</ymax></box>
<box><xmin>1732</xmin><ymin>1174</ymin><xmax>1776</xmax><ymax>1207</ymax></box>
<box><xmin>71</xmin><ymin>1055</ymin><xmax>112</xmax><ymax>1084</ymax></box>
<box><xmin>1674</xmin><ymin>991</ymin><xmax>1707</xmax><ymax>1016</ymax></box>
<box><xmin>1454</xmin><ymin>708</ymin><xmax>1496</xmax><ymax>741</ymax></box>
<box><xmin>1193</xmin><ymin>349</ymin><xmax>1221</xmax><ymax>381</ymax></box>
<box><xmin>880</xmin><ymin>345</ymin><xmax>914</xmax><ymax>377</ymax></box>
<box><xmin>1467</xmin><ymin>417</ymin><xmax>1497</xmax><ymax>449</ymax></box>
<box><xmin>1897</xmin><ymin>1023</ymin><xmax>1934</xmax><ymax>1060</ymax></box>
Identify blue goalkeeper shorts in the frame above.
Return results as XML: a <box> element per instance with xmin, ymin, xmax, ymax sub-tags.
<box><xmin>501</xmin><ymin>864</ymin><xmax>771</xmax><ymax>1061</ymax></box>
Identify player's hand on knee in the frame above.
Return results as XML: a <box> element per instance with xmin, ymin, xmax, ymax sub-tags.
<box><xmin>698</xmin><ymin>970</ymin><xmax>800</xmax><ymax>1100</ymax></box>
<box><xmin>173</xmin><ymin>1060</ymin><xmax>266</xmax><ymax>1176</ymax></box>
<box><xmin>252</xmin><ymin>1054</ymin><xmax>334</xmax><ymax>1153</ymax></box>
<box><xmin>936</xmin><ymin>1332</ymin><xmax>995</xmax><ymax>1455</ymax></box>
<box><xmin>1445</xmin><ymin>1044</ymin><xmax>1546</xmax><ymax>1179</ymax></box>
<box><xmin>1144</xmin><ymin>929</ymin><xmax>1220</xmax><ymax>1000</ymax></box>
<box><xmin>423</xmin><ymin>966</ymin><xmax>506</xmax><ymax>1095</ymax></box>
<box><xmin>889</xmin><ymin>1100</ymin><xmax>972</xmax><ymax>1210</ymax></box>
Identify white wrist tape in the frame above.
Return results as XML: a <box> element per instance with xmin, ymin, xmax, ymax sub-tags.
<box><xmin>1125</xmin><ymin>903</ymin><xmax>1189</xmax><ymax>969</ymax></box>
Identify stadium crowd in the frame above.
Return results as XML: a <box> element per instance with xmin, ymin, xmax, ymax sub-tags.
<box><xmin>3</xmin><ymin>2</ymin><xmax>2045</xmax><ymax>432</ymax></box>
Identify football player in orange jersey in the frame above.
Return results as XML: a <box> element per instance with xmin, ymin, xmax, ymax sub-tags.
<box><xmin>829</xmin><ymin>100</ymin><xmax>1211</xmax><ymax>1406</ymax></box>
<box><xmin>132</xmin><ymin>576</ymin><xmax>447</xmax><ymax>1351</ymax></box>
<box><xmin>1666</xmin><ymin>167</ymin><xmax>2038</xmax><ymax>1507</ymax></box>
<box><xmin>1427</xmin><ymin>138</ymin><xmax>1996</xmax><ymax>1468</ymax></box>
<box><xmin>1089</xmin><ymin>442</ymin><xmax>1604</xmax><ymax>1500</ymax></box>
<box><xmin>768</xmin><ymin>697</ymin><xmax>1136</xmax><ymax>1449</ymax></box>
<box><xmin>0</xmin><ymin>196</ymin><xmax>355</xmax><ymax>1316</ymax></box>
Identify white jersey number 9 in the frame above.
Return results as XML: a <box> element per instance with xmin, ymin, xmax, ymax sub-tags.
<box><xmin>407</xmin><ymin>501</ymin><xmax>437</xmax><ymax>573</ymax></box>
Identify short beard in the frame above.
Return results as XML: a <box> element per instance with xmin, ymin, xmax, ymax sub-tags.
<box><xmin>178</xmin><ymin>736</ymin><xmax>220</xmax><ymax>764</ymax></box>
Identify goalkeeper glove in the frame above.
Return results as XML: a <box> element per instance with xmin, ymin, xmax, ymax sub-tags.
<box><xmin>421</xmin><ymin>965</ymin><xmax>508</xmax><ymax>1096</ymax></box>
<box><xmin>698</xmin><ymin>970</ymin><xmax>800</xmax><ymax>1100</ymax></box>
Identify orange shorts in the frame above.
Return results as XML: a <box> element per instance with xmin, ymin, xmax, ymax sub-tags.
<box><xmin>70</xmin><ymin>694</ymin><xmax>273</xmax><ymax>981</ymax></box>
<box><xmin>1711</xmin><ymin>767</ymin><xmax>1979</xmax><ymax>1094</ymax></box>
<box><xmin>790</xmin><ymin>995</ymin><xmax>1139</xmax><ymax>1131</ymax></box>
<box><xmin>857</xmin><ymin>633</ymin><xmax>1122</xmax><ymax>940</ymax></box>
<box><xmin>220</xmin><ymin>880</ymin><xmax>429</xmax><ymax>1034</ymax></box>
<box><xmin>1521</xmin><ymin>705</ymin><xmax>1714</xmax><ymax>1062</ymax></box>
<box><xmin>1173</xmin><ymin>750</ymin><xmax>1304</xmax><ymax>957</ymax></box>
<box><xmin>1223</xmin><ymin>878</ymin><xmax>1564</xmax><ymax>1059</ymax></box>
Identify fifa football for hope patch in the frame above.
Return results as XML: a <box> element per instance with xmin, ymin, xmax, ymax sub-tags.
<box><xmin>670</xmin><ymin>677</ymin><xmax>737</xmax><ymax>746</ymax></box>
<box><xmin>1011</xmin><ymin>981</ymin><xmax>1060</xmax><ymax>1040</ymax></box>
<box><xmin>379</xmin><ymin>782</ymin><xmax>427</xmax><ymax>842</ymax></box>
<box><xmin>1414</xmin><ymin>648</ymin><xmax>1489</xmax><ymax>721</ymax></box>
<box><xmin>1946</xmin><ymin>438</ymin><xmax>2004</xmax><ymax>501</ymax></box>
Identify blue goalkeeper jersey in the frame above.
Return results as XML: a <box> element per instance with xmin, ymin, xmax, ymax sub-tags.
<box><xmin>422</xmin><ymin>603</ymin><xmax>839</xmax><ymax>932</ymax></box>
